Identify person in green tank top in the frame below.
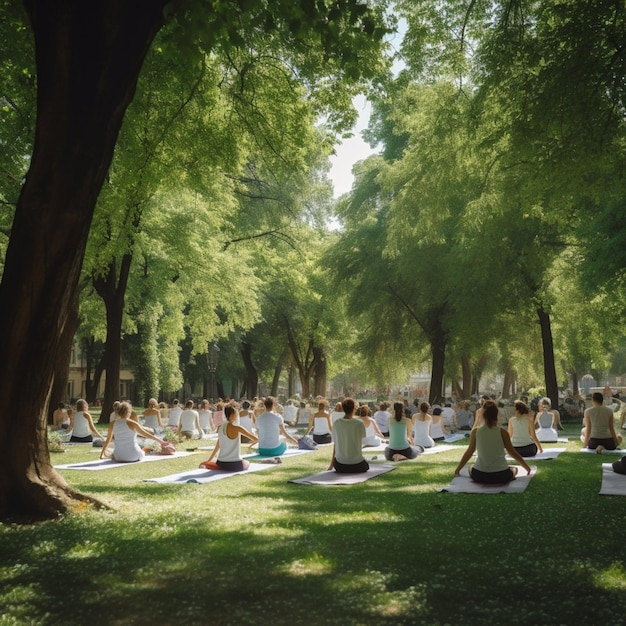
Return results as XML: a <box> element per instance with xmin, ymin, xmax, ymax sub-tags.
<box><xmin>455</xmin><ymin>400</ymin><xmax>531</xmax><ymax>484</ymax></box>
<box><xmin>384</xmin><ymin>402</ymin><xmax>423</xmax><ymax>462</ymax></box>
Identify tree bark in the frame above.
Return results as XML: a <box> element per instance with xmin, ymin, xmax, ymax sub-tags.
<box><xmin>313</xmin><ymin>347</ymin><xmax>327</xmax><ymax>398</ymax></box>
<box><xmin>241</xmin><ymin>341</ymin><xmax>258</xmax><ymax>399</ymax></box>
<box><xmin>83</xmin><ymin>337</ymin><xmax>105</xmax><ymax>404</ymax></box>
<box><xmin>270</xmin><ymin>348</ymin><xmax>287</xmax><ymax>397</ymax></box>
<box><xmin>47</xmin><ymin>290</ymin><xmax>80</xmax><ymax>423</ymax></box>
<box><xmin>428</xmin><ymin>330</ymin><xmax>446</xmax><ymax>404</ymax></box>
<box><xmin>537</xmin><ymin>305</ymin><xmax>559</xmax><ymax>409</ymax></box>
<box><xmin>0</xmin><ymin>0</ymin><xmax>166</xmax><ymax>520</ymax></box>
<box><xmin>501</xmin><ymin>360</ymin><xmax>515</xmax><ymax>399</ymax></box>
<box><xmin>93</xmin><ymin>254</ymin><xmax>133</xmax><ymax>423</ymax></box>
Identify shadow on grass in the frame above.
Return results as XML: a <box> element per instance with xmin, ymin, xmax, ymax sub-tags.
<box><xmin>2</xmin><ymin>446</ymin><xmax>626</xmax><ymax>625</ymax></box>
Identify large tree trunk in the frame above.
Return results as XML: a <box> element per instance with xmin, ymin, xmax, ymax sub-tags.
<box><xmin>313</xmin><ymin>347</ymin><xmax>327</xmax><ymax>398</ymax></box>
<box><xmin>270</xmin><ymin>348</ymin><xmax>287</xmax><ymax>397</ymax></box>
<box><xmin>241</xmin><ymin>341</ymin><xmax>259</xmax><ymax>399</ymax></box>
<box><xmin>83</xmin><ymin>337</ymin><xmax>105</xmax><ymax>404</ymax></box>
<box><xmin>94</xmin><ymin>254</ymin><xmax>133</xmax><ymax>424</ymax></box>
<box><xmin>537</xmin><ymin>305</ymin><xmax>559</xmax><ymax>410</ymax></box>
<box><xmin>0</xmin><ymin>0</ymin><xmax>166</xmax><ymax>520</ymax></box>
<box><xmin>501</xmin><ymin>360</ymin><xmax>515</xmax><ymax>399</ymax></box>
<box><xmin>428</xmin><ymin>332</ymin><xmax>446</xmax><ymax>405</ymax></box>
<box><xmin>47</xmin><ymin>291</ymin><xmax>80</xmax><ymax>423</ymax></box>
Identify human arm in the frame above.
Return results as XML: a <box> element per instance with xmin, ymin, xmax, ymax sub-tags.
<box><xmin>582</xmin><ymin>412</ymin><xmax>591</xmax><ymax>447</ymax></box>
<box><xmin>127</xmin><ymin>419</ymin><xmax>167</xmax><ymax>446</ymax></box>
<box><xmin>100</xmin><ymin>422</ymin><xmax>115</xmax><ymax>458</ymax></box>
<box><xmin>528</xmin><ymin>417</ymin><xmax>543</xmax><ymax>453</ymax></box>
<box><xmin>405</xmin><ymin>419</ymin><xmax>415</xmax><ymax>445</ymax></box>
<box><xmin>203</xmin><ymin>440</ymin><xmax>220</xmax><ymax>464</ymax></box>
<box><xmin>371</xmin><ymin>419</ymin><xmax>384</xmax><ymax>438</ymax></box>
<box><xmin>501</xmin><ymin>429</ymin><xmax>531</xmax><ymax>474</ymax></box>
<box><xmin>305</xmin><ymin>414</ymin><xmax>315</xmax><ymax>435</ymax></box>
<box><xmin>609</xmin><ymin>414</ymin><xmax>619</xmax><ymax>446</ymax></box>
<box><xmin>441</xmin><ymin>416</ymin><xmax>449</xmax><ymax>435</ymax></box>
<box><xmin>234</xmin><ymin>424</ymin><xmax>258</xmax><ymax>446</ymax></box>
<box><xmin>156</xmin><ymin>409</ymin><xmax>163</xmax><ymax>428</ymax></box>
<box><xmin>454</xmin><ymin>431</ymin><xmax>477</xmax><ymax>475</ymax></box>
<box><xmin>84</xmin><ymin>411</ymin><xmax>102</xmax><ymax>439</ymax></box>
<box><xmin>328</xmin><ymin>444</ymin><xmax>335</xmax><ymax>470</ymax></box>
<box><xmin>279</xmin><ymin>423</ymin><xmax>299</xmax><ymax>446</ymax></box>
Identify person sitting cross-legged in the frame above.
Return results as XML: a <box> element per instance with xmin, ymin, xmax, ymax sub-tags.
<box><xmin>100</xmin><ymin>401</ymin><xmax>167</xmax><ymax>463</ymax></box>
<box><xmin>508</xmin><ymin>400</ymin><xmax>543</xmax><ymax>458</ymax></box>
<box><xmin>385</xmin><ymin>401</ymin><xmax>423</xmax><ymax>462</ymax></box>
<box><xmin>358</xmin><ymin>404</ymin><xmax>385</xmax><ymax>447</ymax></box>
<box><xmin>412</xmin><ymin>401</ymin><xmax>435</xmax><ymax>449</ymax></box>
<box><xmin>535</xmin><ymin>397</ymin><xmax>561</xmax><ymax>442</ymax></box>
<box><xmin>328</xmin><ymin>397</ymin><xmax>369</xmax><ymax>473</ymax></box>
<box><xmin>199</xmin><ymin>405</ymin><xmax>257</xmax><ymax>472</ymax></box>
<box><xmin>456</xmin><ymin>400</ymin><xmax>531</xmax><ymax>484</ymax></box>
<box><xmin>256</xmin><ymin>396</ymin><xmax>299</xmax><ymax>457</ymax></box>
<box><xmin>581</xmin><ymin>391</ymin><xmax>623</xmax><ymax>454</ymax></box>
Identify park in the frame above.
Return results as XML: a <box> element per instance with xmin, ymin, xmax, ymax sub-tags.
<box><xmin>1</xmin><ymin>1</ymin><xmax>626</xmax><ymax>623</ymax></box>
<box><xmin>3</xmin><ymin>415</ymin><xmax>626</xmax><ymax>624</ymax></box>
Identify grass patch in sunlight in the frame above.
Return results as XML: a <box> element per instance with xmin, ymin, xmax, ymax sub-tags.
<box><xmin>1</xmin><ymin>438</ymin><xmax>626</xmax><ymax>625</ymax></box>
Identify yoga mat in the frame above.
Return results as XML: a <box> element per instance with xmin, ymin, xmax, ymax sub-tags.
<box><xmin>244</xmin><ymin>448</ymin><xmax>314</xmax><ymax>460</ymax></box>
<box><xmin>580</xmin><ymin>447</ymin><xmax>626</xmax><ymax>455</ymax></box>
<box><xmin>506</xmin><ymin>447</ymin><xmax>566</xmax><ymax>461</ymax></box>
<box><xmin>365</xmin><ymin>444</ymin><xmax>459</xmax><ymax>461</ymax></box>
<box><xmin>144</xmin><ymin>462</ymin><xmax>276</xmax><ymax>484</ymax></box>
<box><xmin>439</xmin><ymin>466</ymin><xmax>537</xmax><ymax>494</ymax></box>
<box><xmin>289</xmin><ymin>464</ymin><xmax>396</xmax><ymax>485</ymax></box>
<box><xmin>54</xmin><ymin>451</ymin><xmax>195</xmax><ymax>470</ymax></box>
<box><xmin>361</xmin><ymin>443</ymin><xmax>388</xmax><ymax>452</ymax></box>
<box><xmin>600</xmin><ymin>463</ymin><xmax>626</xmax><ymax>496</ymax></box>
<box><xmin>444</xmin><ymin>433</ymin><xmax>467</xmax><ymax>443</ymax></box>
<box><xmin>422</xmin><ymin>444</ymin><xmax>460</xmax><ymax>455</ymax></box>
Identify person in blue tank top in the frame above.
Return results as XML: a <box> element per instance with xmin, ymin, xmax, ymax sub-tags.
<box><xmin>455</xmin><ymin>400</ymin><xmax>531</xmax><ymax>484</ymax></box>
<box><xmin>384</xmin><ymin>402</ymin><xmax>423</xmax><ymax>462</ymax></box>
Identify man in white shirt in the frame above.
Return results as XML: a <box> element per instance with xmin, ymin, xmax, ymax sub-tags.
<box><xmin>256</xmin><ymin>396</ymin><xmax>298</xmax><ymax>456</ymax></box>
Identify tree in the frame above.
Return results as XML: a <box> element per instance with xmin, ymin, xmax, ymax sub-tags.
<box><xmin>0</xmin><ymin>0</ymin><xmax>389</xmax><ymax>520</ymax></box>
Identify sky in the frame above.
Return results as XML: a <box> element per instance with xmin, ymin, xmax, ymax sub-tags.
<box><xmin>326</xmin><ymin>15</ymin><xmax>406</xmax><ymax>198</ymax></box>
<box><xmin>327</xmin><ymin>94</ymin><xmax>377</xmax><ymax>198</ymax></box>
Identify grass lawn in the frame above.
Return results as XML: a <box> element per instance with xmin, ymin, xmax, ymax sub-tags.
<box><xmin>2</xmin><ymin>428</ymin><xmax>626</xmax><ymax>625</ymax></box>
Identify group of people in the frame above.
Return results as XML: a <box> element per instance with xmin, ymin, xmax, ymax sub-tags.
<box><xmin>52</xmin><ymin>390</ymin><xmax>626</xmax><ymax>480</ymax></box>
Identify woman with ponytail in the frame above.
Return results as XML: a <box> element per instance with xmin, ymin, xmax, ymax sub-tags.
<box><xmin>384</xmin><ymin>401</ymin><xmax>423</xmax><ymax>462</ymax></box>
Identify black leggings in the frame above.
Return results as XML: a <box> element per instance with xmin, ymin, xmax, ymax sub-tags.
<box><xmin>514</xmin><ymin>443</ymin><xmax>537</xmax><ymax>458</ymax></box>
<box><xmin>470</xmin><ymin>467</ymin><xmax>515</xmax><ymax>484</ymax></box>
<box><xmin>217</xmin><ymin>459</ymin><xmax>245</xmax><ymax>472</ymax></box>
<box><xmin>313</xmin><ymin>433</ymin><xmax>332</xmax><ymax>445</ymax></box>
<box><xmin>332</xmin><ymin>458</ymin><xmax>369</xmax><ymax>473</ymax></box>
<box><xmin>588</xmin><ymin>437</ymin><xmax>617</xmax><ymax>450</ymax></box>
<box><xmin>612</xmin><ymin>457</ymin><xmax>626</xmax><ymax>475</ymax></box>
<box><xmin>384</xmin><ymin>446</ymin><xmax>420</xmax><ymax>461</ymax></box>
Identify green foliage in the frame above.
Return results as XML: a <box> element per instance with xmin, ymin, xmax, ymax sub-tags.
<box><xmin>0</xmin><ymin>1</ymin><xmax>35</xmax><ymax>257</ymax></box>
